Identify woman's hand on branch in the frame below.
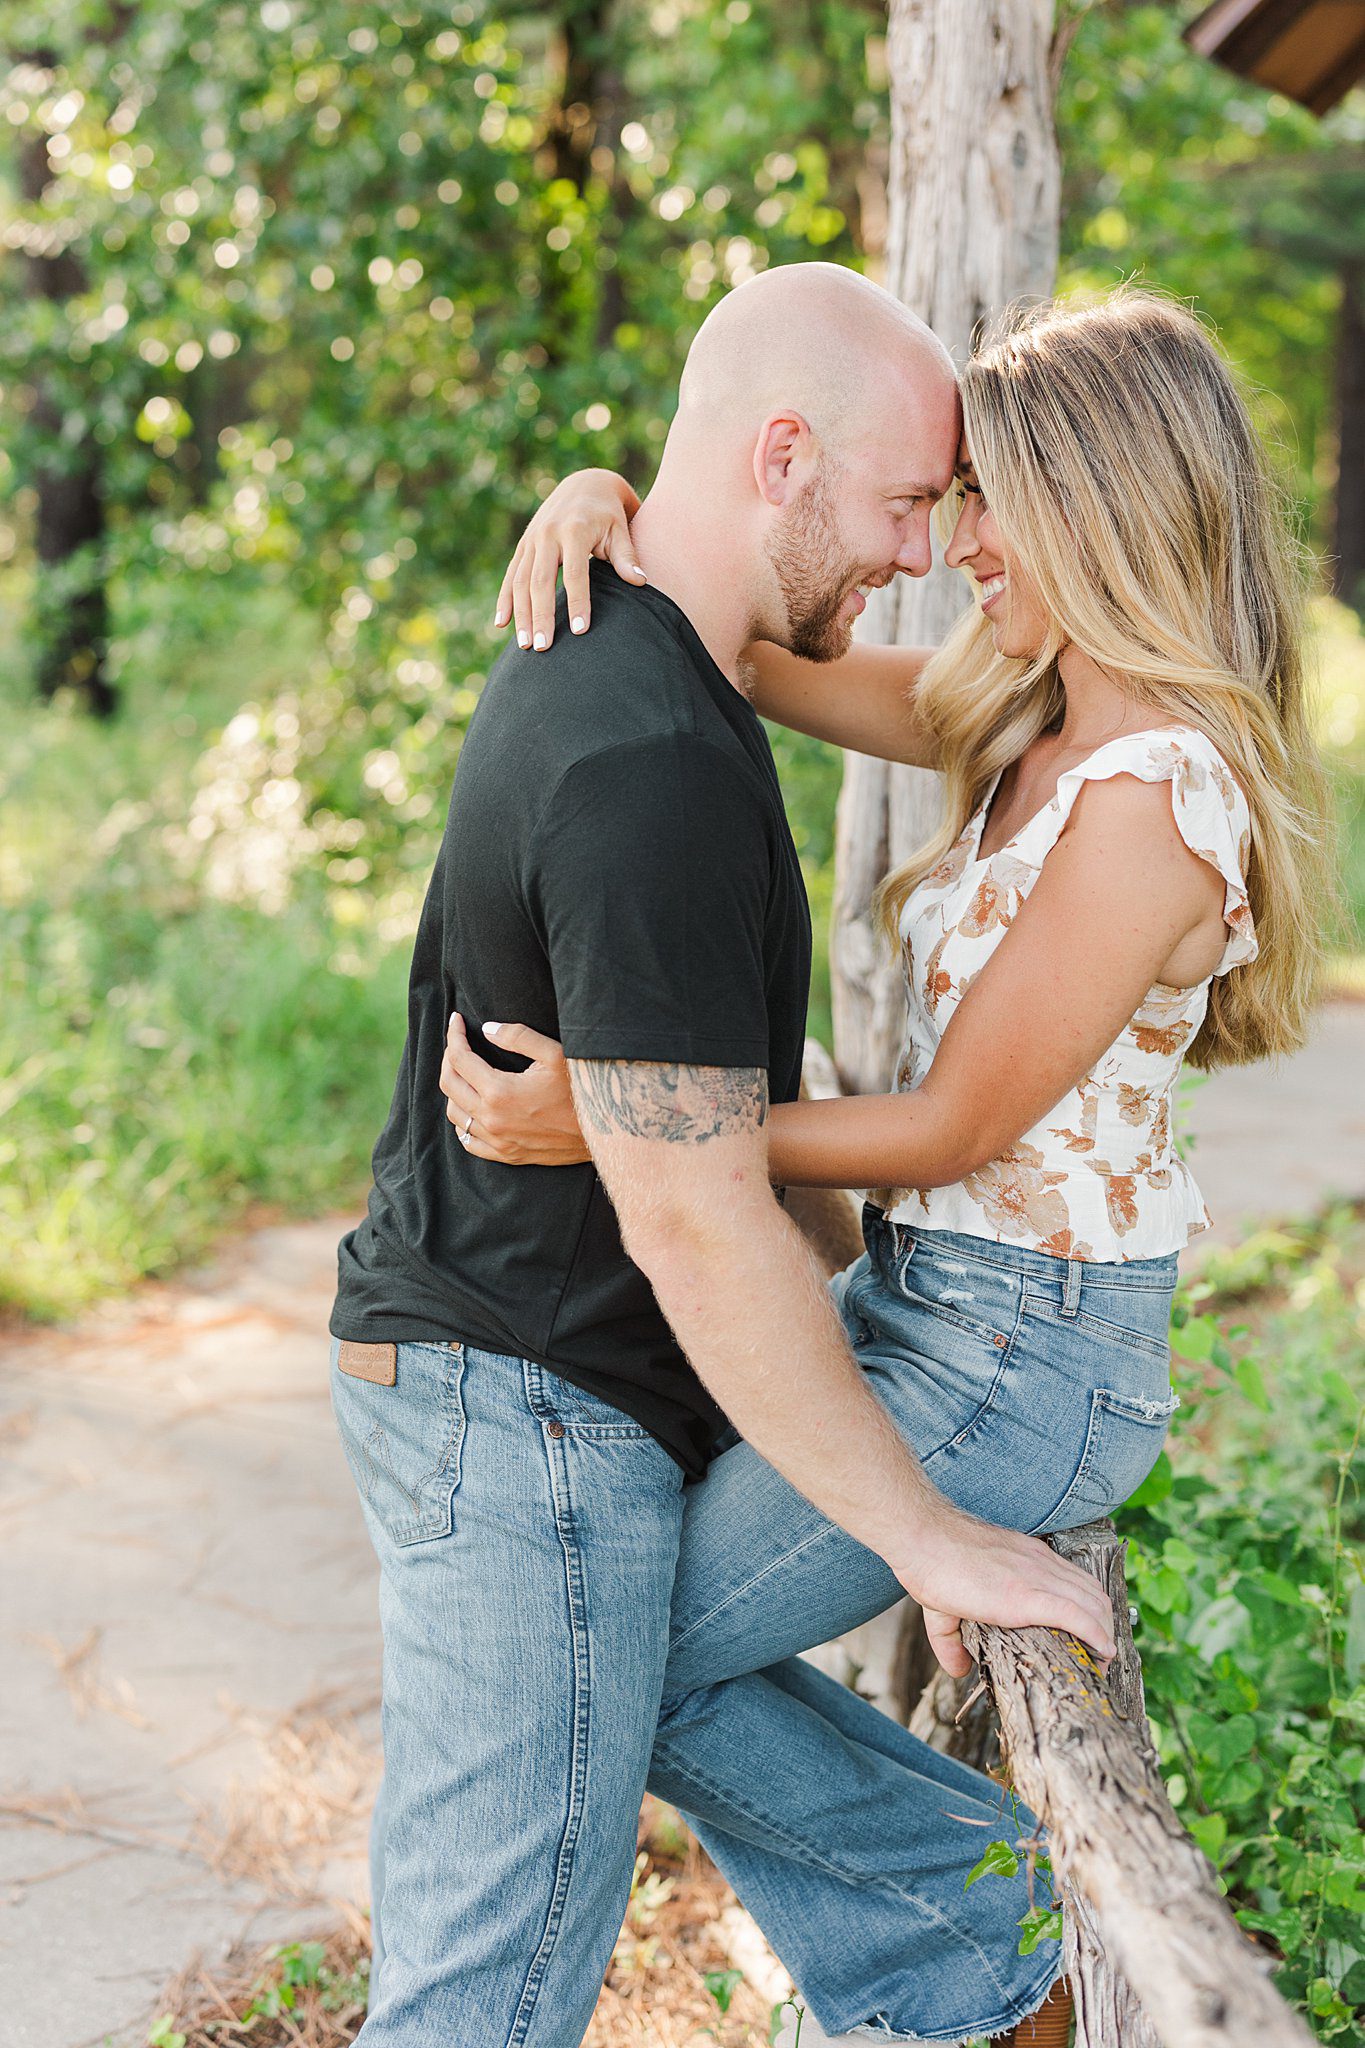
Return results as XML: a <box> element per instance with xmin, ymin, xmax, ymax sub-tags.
<box><xmin>493</xmin><ymin>468</ymin><xmax>643</xmax><ymax>653</ymax></box>
<box><xmin>440</xmin><ymin>1013</ymin><xmax>590</xmax><ymax>1166</ymax></box>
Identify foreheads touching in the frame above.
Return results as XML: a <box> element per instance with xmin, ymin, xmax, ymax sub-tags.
<box><xmin>670</xmin><ymin>263</ymin><xmax>961</xmax><ymax>661</ymax></box>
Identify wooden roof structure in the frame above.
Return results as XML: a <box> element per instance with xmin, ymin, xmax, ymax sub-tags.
<box><xmin>1185</xmin><ymin>0</ymin><xmax>1365</xmax><ymax>114</ymax></box>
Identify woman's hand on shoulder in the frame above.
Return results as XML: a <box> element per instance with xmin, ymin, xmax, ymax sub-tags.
<box><xmin>440</xmin><ymin>1013</ymin><xmax>590</xmax><ymax>1166</ymax></box>
<box><xmin>495</xmin><ymin>469</ymin><xmax>644</xmax><ymax>654</ymax></box>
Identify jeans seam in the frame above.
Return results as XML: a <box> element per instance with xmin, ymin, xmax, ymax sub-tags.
<box><xmin>506</xmin><ymin>1413</ymin><xmax>593</xmax><ymax>2045</ymax></box>
<box><xmin>853</xmin><ymin>1945</ymin><xmax>1065</xmax><ymax>2043</ymax></box>
<box><xmin>650</xmin><ymin>1730</ymin><xmax>1021</xmax><ymax>2011</ymax></box>
<box><xmin>666</xmin><ymin>1520</ymin><xmax>843</xmax><ymax>1658</ymax></box>
<box><xmin>1021</xmin><ymin>1296</ymin><xmax>1172</xmax><ymax>1355</ymax></box>
<box><xmin>906</xmin><ymin>1229</ymin><xmax>1176</xmax><ymax>1287</ymax></box>
<box><xmin>346</xmin><ymin>1345</ymin><xmax>465</xmax><ymax>1545</ymax></box>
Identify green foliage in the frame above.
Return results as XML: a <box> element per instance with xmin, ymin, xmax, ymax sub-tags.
<box><xmin>964</xmin><ymin>1213</ymin><xmax>1365</xmax><ymax>2039</ymax></box>
<box><xmin>1057</xmin><ymin>3</ymin><xmax>1365</xmax><ymax>544</ymax></box>
<box><xmin>769</xmin><ymin>1999</ymin><xmax>804</xmax><ymax>2044</ymax></box>
<box><xmin>0</xmin><ymin>0</ymin><xmax>884</xmax><ymax>683</ymax></box>
<box><xmin>964</xmin><ymin>1837</ymin><xmax>1021</xmax><ymax>1889</ymax></box>
<box><xmin>704</xmin><ymin>1966</ymin><xmax>744</xmax><ymax>2014</ymax></box>
<box><xmin>0</xmin><ymin>570</ymin><xmax>411</xmax><ymax>1317</ymax></box>
<box><xmin>238</xmin><ymin>1938</ymin><xmax>370</xmax><ymax>2019</ymax></box>
<box><xmin>1125</xmin><ymin>1229</ymin><xmax>1365</xmax><ymax>2042</ymax></box>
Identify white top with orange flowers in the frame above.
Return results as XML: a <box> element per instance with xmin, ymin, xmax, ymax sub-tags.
<box><xmin>871</xmin><ymin>726</ymin><xmax>1257</xmax><ymax>1262</ymax></box>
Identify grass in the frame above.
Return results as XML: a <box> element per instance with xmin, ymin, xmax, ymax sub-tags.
<box><xmin>0</xmin><ymin>569</ymin><xmax>411</xmax><ymax>1317</ymax></box>
<box><xmin>3</xmin><ymin>572</ymin><xmax>1364</xmax><ymax>1321</ymax></box>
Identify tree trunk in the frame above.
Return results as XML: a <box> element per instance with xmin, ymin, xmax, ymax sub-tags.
<box><xmin>826</xmin><ymin>0</ymin><xmax>1065</xmax><ymax>1726</ymax></box>
<box><xmin>1332</xmin><ymin>261</ymin><xmax>1365</xmax><ymax>612</ymax></box>
<box><xmin>831</xmin><ymin>0</ymin><xmax>1061</xmax><ymax>1094</ymax></box>
<box><xmin>17</xmin><ymin>57</ymin><xmax>114</xmax><ymax>716</ymax></box>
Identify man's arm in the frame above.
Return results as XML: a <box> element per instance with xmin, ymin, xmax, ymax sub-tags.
<box><xmin>570</xmin><ymin>1056</ymin><xmax>1117</xmax><ymax>1674</ymax></box>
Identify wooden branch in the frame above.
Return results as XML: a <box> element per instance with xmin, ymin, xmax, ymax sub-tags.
<box><xmin>964</xmin><ymin>1522</ymin><xmax>1315</xmax><ymax>2048</ymax></box>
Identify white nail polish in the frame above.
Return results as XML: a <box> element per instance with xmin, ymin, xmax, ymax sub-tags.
<box><xmin>484</xmin><ymin>1021</ymin><xmax>503</xmax><ymax>1038</ymax></box>
<box><xmin>571</xmin><ymin>617</ymin><xmax>586</xmax><ymax>634</ymax></box>
<box><xmin>533</xmin><ymin>632</ymin><xmax>547</xmax><ymax>651</ymax></box>
<box><xmin>517</xmin><ymin>631</ymin><xmax>530</xmax><ymax>648</ymax></box>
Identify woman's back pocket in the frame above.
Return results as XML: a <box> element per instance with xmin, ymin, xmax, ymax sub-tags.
<box><xmin>1027</xmin><ymin>1383</ymin><xmax>1178</xmax><ymax>1536</ymax></box>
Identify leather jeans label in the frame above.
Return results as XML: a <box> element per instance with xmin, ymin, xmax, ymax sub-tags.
<box><xmin>338</xmin><ymin>1340</ymin><xmax>398</xmax><ymax>1385</ymax></box>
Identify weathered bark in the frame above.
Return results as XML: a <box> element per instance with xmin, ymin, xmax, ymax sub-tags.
<box><xmin>1332</xmin><ymin>261</ymin><xmax>1365</xmax><ymax>611</ymax></box>
<box><xmin>964</xmin><ymin>1522</ymin><xmax>1314</xmax><ymax>2048</ymax></box>
<box><xmin>830</xmin><ymin>0</ymin><xmax>1067</xmax><ymax>1728</ymax></box>
<box><xmin>832</xmin><ymin>0</ymin><xmax>1062</xmax><ymax>1094</ymax></box>
<box><xmin>784</xmin><ymin>1037</ymin><xmax>865</xmax><ymax>1277</ymax></box>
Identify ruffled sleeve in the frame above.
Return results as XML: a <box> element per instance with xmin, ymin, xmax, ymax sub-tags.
<box><xmin>1047</xmin><ymin>728</ymin><xmax>1257</xmax><ymax>974</ymax></box>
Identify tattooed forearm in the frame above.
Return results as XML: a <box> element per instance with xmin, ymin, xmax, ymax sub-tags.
<box><xmin>569</xmin><ymin>1061</ymin><xmax>768</xmax><ymax>1143</ymax></box>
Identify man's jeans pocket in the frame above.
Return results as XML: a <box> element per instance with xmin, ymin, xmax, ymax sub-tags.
<box><xmin>330</xmin><ymin>1337</ymin><xmax>467</xmax><ymax>1545</ymax></box>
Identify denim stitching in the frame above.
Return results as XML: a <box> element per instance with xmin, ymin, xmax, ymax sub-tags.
<box><xmin>889</xmin><ymin>1278</ymin><xmax>1006</xmax><ymax>1345</ymax></box>
<box><xmin>506</xmin><ymin>1372</ymin><xmax>594</xmax><ymax>2045</ymax></box>
<box><xmin>1021</xmin><ymin>1286</ymin><xmax>1173</xmax><ymax>1356</ymax></box>
<box><xmin>666</xmin><ymin>1519</ymin><xmax>844</xmax><ymax>1657</ymax></box>
<box><xmin>1027</xmin><ymin>1384</ymin><xmax>1178</xmax><ymax>1536</ymax></box>
<box><xmin>650</xmin><ymin>1729</ymin><xmax>1022</xmax><ymax>2012</ymax></box>
<box><xmin>899</xmin><ymin>1227</ymin><xmax>1177</xmax><ymax>1290</ymax></box>
<box><xmin>848</xmin><ymin>1945</ymin><xmax>1065</xmax><ymax>2044</ymax></box>
<box><xmin>523</xmin><ymin>1358</ymin><xmax>653</xmax><ymax>1441</ymax></box>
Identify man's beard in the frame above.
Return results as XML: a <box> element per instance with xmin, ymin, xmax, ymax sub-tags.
<box><xmin>764</xmin><ymin>459</ymin><xmax>866</xmax><ymax>664</ymax></box>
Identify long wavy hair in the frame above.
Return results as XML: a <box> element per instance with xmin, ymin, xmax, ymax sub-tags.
<box><xmin>875</xmin><ymin>289</ymin><xmax>1335</xmax><ymax>1069</ymax></box>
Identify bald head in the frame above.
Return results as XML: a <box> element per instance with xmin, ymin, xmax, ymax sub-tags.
<box><xmin>676</xmin><ymin>261</ymin><xmax>956</xmax><ymax>461</ymax></box>
<box><xmin>629</xmin><ymin>261</ymin><xmax>961</xmax><ymax>671</ymax></box>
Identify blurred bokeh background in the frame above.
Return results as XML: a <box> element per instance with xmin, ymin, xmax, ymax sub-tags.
<box><xmin>2</xmin><ymin>0</ymin><xmax>1363</xmax><ymax>1320</ymax></box>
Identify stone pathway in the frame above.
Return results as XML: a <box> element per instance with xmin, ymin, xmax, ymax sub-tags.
<box><xmin>2</xmin><ymin>1001</ymin><xmax>1362</xmax><ymax>2048</ymax></box>
<box><xmin>0</xmin><ymin>1221</ymin><xmax>378</xmax><ymax>2048</ymax></box>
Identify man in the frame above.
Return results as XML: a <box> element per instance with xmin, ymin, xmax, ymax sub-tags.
<box><xmin>329</xmin><ymin>261</ymin><xmax>1110</xmax><ymax>2045</ymax></box>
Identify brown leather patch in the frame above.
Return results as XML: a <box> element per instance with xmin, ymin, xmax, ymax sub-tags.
<box><xmin>337</xmin><ymin>1340</ymin><xmax>397</xmax><ymax>1386</ymax></box>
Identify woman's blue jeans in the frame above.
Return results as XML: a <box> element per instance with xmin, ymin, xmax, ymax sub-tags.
<box><xmin>331</xmin><ymin>1214</ymin><xmax>1177</xmax><ymax>2045</ymax></box>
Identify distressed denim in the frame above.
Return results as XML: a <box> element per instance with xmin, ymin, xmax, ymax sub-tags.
<box><xmin>334</xmin><ymin>1211</ymin><xmax>1177</xmax><ymax>2045</ymax></box>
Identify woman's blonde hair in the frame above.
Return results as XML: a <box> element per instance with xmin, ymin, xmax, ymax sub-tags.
<box><xmin>875</xmin><ymin>288</ymin><xmax>1335</xmax><ymax>1069</ymax></box>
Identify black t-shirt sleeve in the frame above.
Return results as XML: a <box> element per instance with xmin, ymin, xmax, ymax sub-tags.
<box><xmin>526</xmin><ymin>733</ymin><xmax>772</xmax><ymax>1068</ymax></box>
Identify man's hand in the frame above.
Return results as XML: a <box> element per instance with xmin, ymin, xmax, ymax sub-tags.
<box><xmin>902</xmin><ymin>1503</ymin><xmax>1116</xmax><ymax>1676</ymax></box>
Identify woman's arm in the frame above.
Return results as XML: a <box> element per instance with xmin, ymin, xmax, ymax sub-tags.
<box><xmin>494</xmin><ymin>469</ymin><xmax>942</xmax><ymax>763</ymax></box>
<box><xmin>744</xmin><ymin>639</ymin><xmax>940</xmax><ymax>767</ymax></box>
<box><xmin>441</xmin><ymin>773</ymin><xmax>1227</xmax><ymax>1191</ymax></box>
<box><xmin>765</xmin><ymin>773</ymin><xmax>1227</xmax><ymax>1187</ymax></box>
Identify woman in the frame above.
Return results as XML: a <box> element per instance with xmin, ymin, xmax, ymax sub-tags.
<box><xmin>438</xmin><ymin>291</ymin><xmax>1332</xmax><ymax>2042</ymax></box>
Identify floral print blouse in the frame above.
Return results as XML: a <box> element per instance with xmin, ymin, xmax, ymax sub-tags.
<box><xmin>870</xmin><ymin>727</ymin><xmax>1257</xmax><ymax>1261</ymax></box>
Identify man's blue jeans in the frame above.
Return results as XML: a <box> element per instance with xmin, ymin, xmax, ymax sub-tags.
<box><xmin>330</xmin><ymin>1223</ymin><xmax>1176</xmax><ymax>2044</ymax></box>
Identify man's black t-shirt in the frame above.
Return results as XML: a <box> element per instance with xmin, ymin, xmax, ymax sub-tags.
<box><xmin>330</xmin><ymin>565</ymin><xmax>812</xmax><ymax>1477</ymax></box>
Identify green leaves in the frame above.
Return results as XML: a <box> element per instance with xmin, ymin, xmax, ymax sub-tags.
<box><xmin>704</xmin><ymin>1967</ymin><xmax>744</xmax><ymax>2014</ymax></box>
<box><xmin>964</xmin><ymin>1839</ymin><xmax>1020</xmax><ymax>1889</ymax></box>
<box><xmin>1122</xmin><ymin>1221</ymin><xmax>1365</xmax><ymax>2041</ymax></box>
<box><xmin>1017</xmin><ymin>1905</ymin><xmax>1065</xmax><ymax>1958</ymax></box>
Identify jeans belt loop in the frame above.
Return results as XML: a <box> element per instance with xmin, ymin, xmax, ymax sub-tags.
<box><xmin>1061</xmin><ymin>1257</ymin><xmax>1083</xmax><ymax>1318</ymax></box>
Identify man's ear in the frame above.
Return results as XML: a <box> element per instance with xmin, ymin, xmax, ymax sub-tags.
<box><xmin>752</xmin><ymin>411</ymin><xmax>813</xmax><ymax>508</ymax></box>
